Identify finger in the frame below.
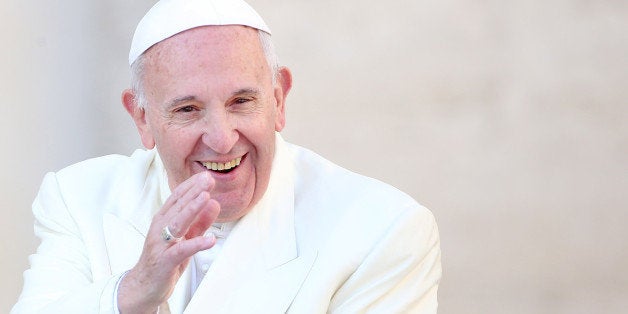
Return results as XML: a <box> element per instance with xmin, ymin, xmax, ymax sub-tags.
<box><xmin>158</xmin><ymin>175</ymin><xmax>215</xmax><ymax>237</ymax></box>
<box><xmin>166</xmin><ymin>191</ymin><xmax>213</xmax><ymax>239</ymax></box>
<box><xmin>161</xmin><ymin>172</ymin><xmax>214</xmax><ymax>218</ymax></box>
<box><xmin>158</xmin><ymin>172</ymin><xmax>214</xmax><ymax>217</ymax></box>
<box><xmin>162</xmin><ymin>233</ymin><xmax>217</xmax><ymax>269</ymax></box>
<box><xmin>186</xmin><ymin>198</ymin><xmax>220</xmax><ymax>239</ymax></box>
<box><xmin>158</xmin><ymin>175</ymin><xmax>198</xmax><ymax>215</ymax></box>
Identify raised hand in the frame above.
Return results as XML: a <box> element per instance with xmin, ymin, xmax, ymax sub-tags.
<box><xmin>117</xmin><ymin>172</ymin><xmax>220</xmax><ymax>313</ymax></box>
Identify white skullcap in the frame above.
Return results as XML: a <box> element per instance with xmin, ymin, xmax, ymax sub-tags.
<box><xmin>128</xmin><ymin>0</ymin><xmax>271</xmax><ymax>66</ymax></box>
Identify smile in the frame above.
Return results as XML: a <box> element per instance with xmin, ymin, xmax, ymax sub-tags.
<box><xmin>201</xmin><ymin>156</ymin><xmax>242</xmax><ymax>172</ymax></box>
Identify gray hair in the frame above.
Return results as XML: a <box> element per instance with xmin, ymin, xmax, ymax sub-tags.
<box><xmin>130</xmin><ymin>29</ymin><xmax>279</xmax><ymax>108</ymax></box>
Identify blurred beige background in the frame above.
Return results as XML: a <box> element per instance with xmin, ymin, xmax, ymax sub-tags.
<box><xmin>1</xmin><ymin>0</ymin><xmax>626</xmax><ymax>313</ymax></box>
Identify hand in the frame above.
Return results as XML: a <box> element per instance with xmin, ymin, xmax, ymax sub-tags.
<box><xmin>117</xmin><ymin>172</ymin><xmax>220</xmax><ymax>314</ymax></box>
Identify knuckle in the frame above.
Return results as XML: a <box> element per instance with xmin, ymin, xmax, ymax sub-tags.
<box><xmin>171</xmin><ymin>187</ymin><xmax>185</xmax><ymax>200</ymax></box>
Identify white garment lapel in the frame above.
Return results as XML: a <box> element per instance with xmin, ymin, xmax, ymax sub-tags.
<box><xmin>102</xmin><ymin>213</ymin><xmax>146</xmax><ymax>274</ymax></box>
<box><xmin>184</xmin><ymin>134</ymin><xmax>317</xmax><ymax>314</ymax></box>
<box><xmin>102</xmin><ymin>150</ymin><xmax>165</xmax><ymax>273</ymax></box>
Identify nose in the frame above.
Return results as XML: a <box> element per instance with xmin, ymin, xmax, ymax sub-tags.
<box><xmin>200</xmin><ymin>111</ymin><xmax>238</xmax><ymax>154</ymax></box>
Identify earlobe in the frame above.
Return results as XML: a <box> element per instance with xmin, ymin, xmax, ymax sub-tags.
<box><xmin>274</xmin><ymin>67</ymin><xmax>293</xmax><ymax>131</ymax></box>
<box><xmin>122</xmin><ymin>89</ymin><xmax>155</xmax><ymax>149</ymax></box>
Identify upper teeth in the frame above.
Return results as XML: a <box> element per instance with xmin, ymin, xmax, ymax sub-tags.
<box><xmin>202</xmin><ymin>157</ymin><xmax>242</xmax><ymax>171</ymax></box>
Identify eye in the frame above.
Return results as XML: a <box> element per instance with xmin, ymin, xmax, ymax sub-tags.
<box><xmin>229</xmin><ymin>97</ymin><xmax>255</xmax><ymax>112</ymax></box>
<box><xmin>175</xmin><ymin>105</ymin><xmax>196</xmax><ymax>113</ymax></box>
<box><xmin>234</xmin><ymin>97</ymin><xmax>251</xmax><ymax>104</ymax></box>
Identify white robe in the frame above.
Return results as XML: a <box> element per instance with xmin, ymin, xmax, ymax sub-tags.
<box><xmin>13</xmin><ymin>134</ymin><xmax>441</xmax><ymax>314</ymax></box>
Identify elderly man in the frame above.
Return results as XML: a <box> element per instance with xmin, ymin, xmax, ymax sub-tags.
<box><xmin>13</xmin><ymin>0</ymin><xmax>441</xmax><ymax>313</ymax></box>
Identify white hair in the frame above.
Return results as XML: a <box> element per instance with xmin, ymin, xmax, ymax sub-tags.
<box><xmin>130</xmin><ymin>29</ymin><xmax>279</xmax><ymax>108</ymax></box>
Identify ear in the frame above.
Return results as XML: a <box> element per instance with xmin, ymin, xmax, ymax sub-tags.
<box><xmin>122</xmin><ymin>89</ymin><xmax>155</xmax><ymax>149</ymax></box>
<box><xmin>273</xmin><ymin>67</ymin><xmax>292</xmax><ymax>132</ymax></box>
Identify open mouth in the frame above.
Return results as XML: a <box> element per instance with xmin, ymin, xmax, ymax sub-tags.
<box><xmin>200</xmin><ymin>155</ymin><xmax>243</xmax><ymax>174</ymax></box>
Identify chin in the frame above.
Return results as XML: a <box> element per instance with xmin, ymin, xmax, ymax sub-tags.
<box><xmin>214</xmin><ymin>195</ymin><xmax>253</xmax><ymax>222</ymax></box>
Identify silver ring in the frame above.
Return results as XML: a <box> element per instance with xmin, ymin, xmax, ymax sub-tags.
<box><xmin>161</xmin><ymin>226</ymin><xmax>180</xmax><ymax>242</ymax></box>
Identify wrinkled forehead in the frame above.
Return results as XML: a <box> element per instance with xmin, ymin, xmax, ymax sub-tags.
<box><xmin>139</xmin><ymin>25</ymin><xmax>272</xmax><ymax>100</ymax></box>
<box><xmin>143</xmin><ymin>25</ymin><xmax>266</xmax><ymax>70</ymax></box>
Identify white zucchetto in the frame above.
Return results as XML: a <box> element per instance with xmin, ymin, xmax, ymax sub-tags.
<box><xmin>128</xmin><ymin>0</ymin><xmax>271</xmax><ymax>66</ymax></box>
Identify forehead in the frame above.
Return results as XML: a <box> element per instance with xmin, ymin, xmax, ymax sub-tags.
<box><xmin>142</xmin><ymin>25</ymin><xmax>268</xmax><ymax>88</ymax></box>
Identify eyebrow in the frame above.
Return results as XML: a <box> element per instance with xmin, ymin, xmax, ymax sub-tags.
<box><xmin>164</xmin><ymin>88</ymin><xmax>262</xmax><ymax>109</ymax></box>
<box><xmin>165</xmin><ymin>95</ymin><xmax>196</xmax><ymax>109</ymax></box>
<box><xmin>232</xmin><ymin>88</ymin><xmax>261</xmax><ymax>97</ymax></box>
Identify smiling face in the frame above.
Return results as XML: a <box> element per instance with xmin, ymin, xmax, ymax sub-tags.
<box><xmin>123</xmin><ymin>26</ymin><xmax>292</xmax><ymax>222</ymax></box>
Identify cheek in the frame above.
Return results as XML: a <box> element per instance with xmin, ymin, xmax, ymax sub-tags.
<box><xmin>155</xmin><ymin>130</ymin><xmax>198</xmax><ymax>188</ymax></box>
<box><xmin>164</xmin><ymin>129</ymin><xmax>195</xmax><ymax>152</ymax></box>
<box><xmin>256</xmin><ymin>132</ymin><xmax>277</xmax><ymax>171</ymax></box>
<box><xmin>153</xmin><ymin>125</ymin><xmax>199</xmax><ymax>165</ymax></box>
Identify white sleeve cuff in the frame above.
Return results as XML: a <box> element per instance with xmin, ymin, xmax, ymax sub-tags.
<box><xmin>112</xmin><ymin>271</ymin><xmax>130</xmax><ymax>314</ymax></box>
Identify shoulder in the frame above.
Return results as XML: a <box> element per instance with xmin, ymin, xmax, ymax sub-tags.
<box><xmin>36</xmin><ymin>149</ymin><xmax>158</xmax><ymax>216</ymax></box>
<box><xmin>55</xmin><ymin>149</ymin><xmax>156</xmax><ymax>185</ymax></box>
<box><xmin>286</xmin><ymin>142</ymin><xmax>439</xmax><ymax>287</ymax></box>
<box><xmin>287</xmin><ymin>142</ymin><xmax>435</xmax><ymax>240</ymax></box>
<box><xmin>288</xmin><ymin>142</ymin><xmax>425</xmax><ymax>215</ymax></box>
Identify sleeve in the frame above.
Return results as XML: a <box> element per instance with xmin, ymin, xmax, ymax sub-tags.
<box><xmin>11</xmin><ymin>172</ymin><xmax>123</xmax><ymax>314</ymax></box>
<box><xmin>328</xmin><ymin>206</ymin><xmax>442</xmax><ymax>314</ymax></box>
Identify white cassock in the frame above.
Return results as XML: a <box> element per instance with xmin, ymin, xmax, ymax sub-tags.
<box><xmin>12</xmin><ymin>134</ymin><xmax>441</xmax><ymax>314</ymax></box>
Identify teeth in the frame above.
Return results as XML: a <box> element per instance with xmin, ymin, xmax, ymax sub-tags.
<box><xmin>202</xmin><ymin>157</ymin><xmax>242</xmax><ymax>171</ymax></box>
